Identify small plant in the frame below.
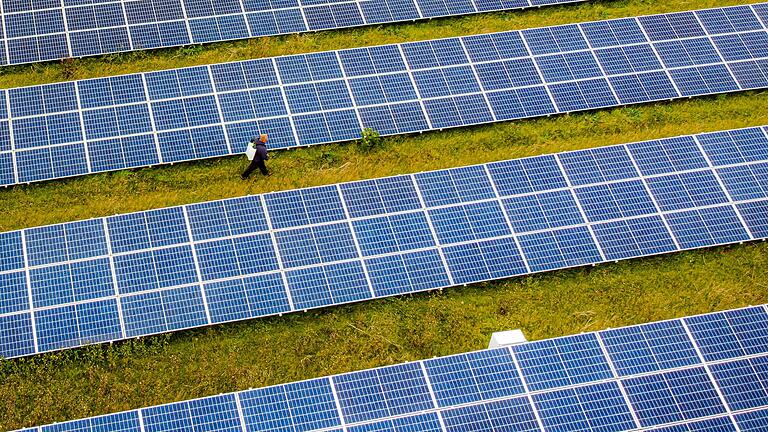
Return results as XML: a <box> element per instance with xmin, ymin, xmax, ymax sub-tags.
<box><xmin>319</xmin><ymin>150</ymin><xmax>341</xmax><ymax>167</ymax></box>
<box><xmin>60</xmin><ymin>58</ymin><xmax>78</xmax><ymax>80</ymax></box>
<box><xmin>357</xmin><ymin>127</ymin><xmax>383</xmax><ymax>152</ymax></box>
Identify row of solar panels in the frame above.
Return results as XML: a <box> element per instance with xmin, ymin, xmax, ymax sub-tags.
<box><xmin>0</xmin><ymin>0</ymin><xmax>582</xmax><ymax>65</ymax></box>
<box><xmin>1</xmin><ymin>4</ymin><xmax>767</xmax><ymax>187</ymax></box>
<box><xmin>1</xmin><ymin>125</ymin><xmax>767</xmax><ymax>359</ymax></box>
<box><xmin>15</xmin><ymin>304</ymin><xmax>768</xmax><ymax>432</ymax></box>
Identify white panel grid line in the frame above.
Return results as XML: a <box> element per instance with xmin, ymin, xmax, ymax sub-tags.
<box><xmin>691</xmin><ymin>134</ymin><xmax>755</xmax><ymax>240</ymax></box>
<box><xmin>233</xmin><ymin>392</ymin><xmax>249</xmax><ymax>432</ymax></box>
<box><xmin>117</xmin><ymin>0</ymin><xmax>136</xmax><ymax>49</ymax></box>
<box><xmin>396</xmin><ymin>43</ymin><xmax>434</xmax><ymax>130</ymax></box>
<box><xmin>234</xmin><ymin>0</ymin><xmax>255</xmax><ymax>39</ymax></box>
<box><xmin>335</xmin><ymin>51</ymin><xmax>366</xmax><ymax>130</ymax></box>
<box><xmin>353</xmin><ymin>1</ymin><xmax>368</xmax><ymax>26</ymax></box>
<box><xmin>19</xmin><ymin>230</ymin><xmax>40</xmax><ymax>354</ymax></box>
<box><xmin>679</xmin><ymin>319</ymin><xmax>745</xmax><ymax>431</ymax></box>
<box><xmin>1</xmin><ymin>168</ymin><xmax>766</xmax><ymax>282</ymax></box>
<box><xmin>72</xmin><ymin>79</ymin><xmax>93</xmax><ymax>173</ymax></box>
<box><xmin>553</xmin><ymin>153</ymin><xmax>608</xmax><ymax>262</ymax></box>
<box><xmin>458</xmin><ymin>38</ymin><xmax>498</xmax><ymax>122</ymax></box>
<box><xmin>295</xmin><ymin>0</ymin><xmax>312</xmax><ymax>35</ymax></box>
<box><xmin>482</xmin><ymin>164</ymin><xmax>532</xmax><ymax>273</ymax></box>
<box><xmin>5</xmin><ymin>89</ymin><xmax>19</xmax><ymax>185</ymax></box>
<box><xmin>182</xmin><ymin>206</ymin><xmax>213</xmax><ymax>324</ymax></box>
<box><xmin>465</xmin><ymin>0</ymin><xmax>479</xmax><ymax>18</ymax></box>
<box><xmin>517</xmin><ymin>29</ymin><xmax>560</xmax><ymax>113</ymax></box>
<box><xmin>58</xmin><ymin>0</ymin><xmax>74</xmax><ymax>59</ymax></box>
<box><xmin>139</xmin><ymin>74</ymin><xmax>165</xmax><ymax>164</ymax></box>
<box><xmin>576</xmin><ymin>23</ymin><xmax>622</xmax><ymax>103</ymax></box>
<box><xmin>260</xmin><ymin>194</ymin><xmax>296</xmax><ymax>311</ymax></box>
<box><xmin>622</xmin><ymin>143</ymin><xmax>682</xmax><ymax>250</ymax></box>
<box><xmin>336</xmin><ymin>184</ymin><xmax>376</xmax><ymax>298</ymax></box>
<box><xmin>206</xmin><ymin>65</ymin><xmax>235</xmax><ymax>155</ymax></box>
<box><xmin>506</xmin><ymin>346</ymin><xmax>548</xmax><ymax>432</ymax></box>
<box><xmin>594</xmin><ymin>332</ymin><xmax>644</xmax><ymax>429</ymax></box>
<box><xmin>271</xmin><ymin>57</ymin><xmax>302</xmax><ymax>148</ymax></box>
<box><xmin>101</xmin><ymin>218</ymin><xmax>127</xmax><ymax>339</ymax></box>
<box><xmin>692</xmin><ymin>10</ymin><xmax>744</xmax><ymax>91</ymax></box>
<box><xmin>632</xmin><ymin>16</ymin><xmax>684</xmax><ymax>98</ymax></box>
<box><xmin>419</xmin><ymin>361</ymin><xmax>450</xmax><ymax>432</ymax></box>
<box><xmin>410</xmin><ymin>0</ymin><xmax>425</xmax><ymax>21</ymax></box>
<box><xmin>752</xmin><ymin>3</ymin><xmax>768</xmax><ymax>28</ymax></box>
<box><xmin>409</xmin><ymin>174</ymin><xmax>455</xmax><ymax>286</ymax></box>
<box><xmin>137</xmin><ymin>406</ymin><xmax>148</xmax><ymax>432</ymax></box>
<box><xmin>0</xmin><ymin>4</ymin><xmax>10</xmax><ymax>67</ymax></box>
<box><xmin>281</xmin><ymin>385</ymin><xmax>300</xmax><ymax>431</ymax></box>
<box><xmin>175</xmin><ymin>0</ymin><xmax>197</xmax><ymax>45</ymax></box>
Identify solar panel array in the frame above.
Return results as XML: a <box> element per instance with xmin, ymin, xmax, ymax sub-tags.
<box><xmin>0</xmin><ymin>0</ymin><xmax>583</xmax><ymax>66</ymax></box>
<box><xmin>2</xmin><ymin>125</ymin><xmax>768</xmax><ymax>359</ymax></box>
<box><xmin>15</xmin><ymin>304</ymin><xmax>768</xmax><ymax>432</ymax></box>
<box><xmin>2</xmin><ymin>3</ymin><xmax>768</xmax><ymax>187</ymax></box>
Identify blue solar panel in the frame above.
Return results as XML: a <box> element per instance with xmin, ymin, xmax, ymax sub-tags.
<box><xmin>2</xmin><ymin>126</ymin><xmax>768</xmax><ymax>358</ymax></box>
<box><xmin>736</xmin><ymin>407</ymin><xmax>768</xmax><ymax>431</ymax></box>
<box><xmin>513</xmin><ymin>333</ymin><xmax>613</xmax><ymax>392</ymax></box>
<box><xmin>424</xmin><ymin>348</ymin><xmax>524</xmax><ymax>406</ymax></box>
<box><xmin>334</xmin><ymin>362</ymin><xmax>434</xmax><ymax>422</ymax></box>
<box><xmin>623</xmin><ymin>367</ymin><xmax>727</xmax><ymax>427</ymax></box>
<box><xmin>20</xmin><ymin>305</ymin><xmax>768</xmax><ymax>432</ymax></box>
<box><xmin>533</xmin><ymin>382</ymin><xmax>637</xmax><ymax>432</ymax></box>
<box><xmin>2</xmin><ymin>3</ymin><xmax>768</xmax><ymax>187</ymax></box>
<box><xmin>2</xmin><ymin>0</ymin><xmax>586</xmax><ymax>66</ymax></box>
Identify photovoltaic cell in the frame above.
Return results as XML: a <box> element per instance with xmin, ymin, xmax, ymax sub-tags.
<box><xmin>3</xmin><ymin>3</ymin><xmax>768</xmax><ymax>187</ymax></box>
<box><xmin>2</xmin><ymin>126</ymin><xmax>768</xmax><ymax>359</ymax></box>
<box><xmin>20</xmin><ymin>305</ymin><xmax>768</xmax><ymax>432</ymax></box>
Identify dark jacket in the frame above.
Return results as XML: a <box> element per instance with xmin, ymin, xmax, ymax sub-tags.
<box><xmin>253</xmin><ymin>142</ymin><xmax>269</xmax><ymax>162</ymax></box>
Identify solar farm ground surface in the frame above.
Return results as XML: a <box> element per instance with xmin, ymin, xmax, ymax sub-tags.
<box><xmin>2</xmin><ymin>0</ymin><xmax>768</xmax><ymax>429</ymax></box>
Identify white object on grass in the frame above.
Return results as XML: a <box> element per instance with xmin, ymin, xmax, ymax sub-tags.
<box><xmin>245</xmin><ymin>143</ymin><xmax>256</xmax><ymax>161</ymax></box>
<box><xmin>488</xmin><ymin>329</ymin><xmax>527</xmax><ymax>349</ymax></box>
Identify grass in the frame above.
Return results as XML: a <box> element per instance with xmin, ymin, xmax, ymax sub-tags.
<box><xmin>1</xmin><ymin>0</ymin><xmax>768</xmax><ymax>429</ymax></box>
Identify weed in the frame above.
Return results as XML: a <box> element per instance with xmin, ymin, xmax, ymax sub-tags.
<box><xmin>356</xmin><ymin>128</ymin><xmax>384</xmax><ymax>153</ymax></box>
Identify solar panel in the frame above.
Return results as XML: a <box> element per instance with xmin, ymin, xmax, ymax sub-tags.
<box><xmin>14</xmin><ymin>304</ymin><xmax>768</xmax><ymax>431</ymax></box>
<box><xmin>0</xmin><ymin>0</ymin><xmax>584</xmax><ymax>66</ymax></box>
<box><xmin>1</xmin><ymin>3</ymin><xmax>768</xmax><ymax>186</ymax></box>
<box><xmin>1</xmin><ymin>125</ymin><xmax>768</xmax><ymax>359</ymax></box>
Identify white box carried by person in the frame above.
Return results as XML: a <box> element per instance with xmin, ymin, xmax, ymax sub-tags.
<box><xmin>245</xmin><ymin>142</ymin><xmax>257</xmax><ymax>161</ymax></box>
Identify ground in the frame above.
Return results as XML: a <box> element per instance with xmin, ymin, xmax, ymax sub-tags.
<box><xmin>2</xmin><ymin>0</ymin><xmax>768</xmax><ymax>429</ymax></box>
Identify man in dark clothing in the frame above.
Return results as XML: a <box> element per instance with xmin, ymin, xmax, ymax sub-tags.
<box><xmin>241</xmin><ymin>134</ymin><xmax>270</xmax><ymax>179</ymax></box>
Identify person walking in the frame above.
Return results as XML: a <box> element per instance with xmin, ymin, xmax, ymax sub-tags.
<box><xmin>241</xmin><ymin>134</ymin><xmax>270</xmax><ymax>179</ymax></box>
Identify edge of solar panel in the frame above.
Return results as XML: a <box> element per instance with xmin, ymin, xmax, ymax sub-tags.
<box><xmin>0</xmin><ymin>0</ymin><xmax>586</xmax><ymax>66</ymax></box>
<box><xmin>1</xmin><ymin>2</ymin><xmax>767</xmax><ymax>187</ymax></box>
<box><xmin>13</xmin><ymin>303</ymin><xmax>768</xmax><ymax>432</ymax></box>
<box><xmin>1</xmin><ymin>124</ymin><xmax>767</xmax><ymax>360</ymax></box>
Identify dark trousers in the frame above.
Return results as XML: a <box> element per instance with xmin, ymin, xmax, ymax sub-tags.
<box><xmin>242</xmin><ymin>159</ymin><xmax>268</xmax><ymax>178</ymax></box>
